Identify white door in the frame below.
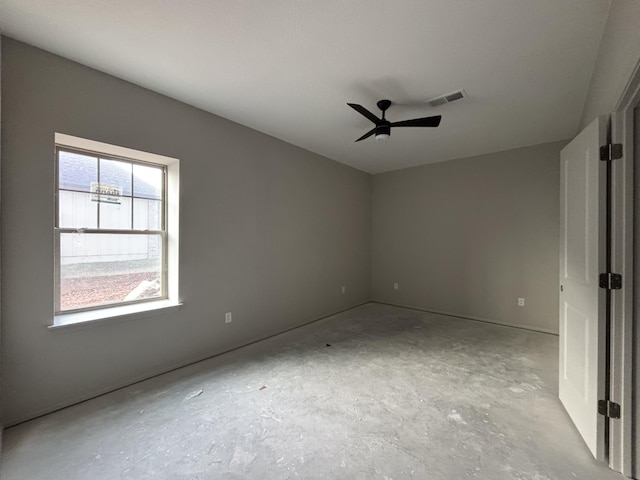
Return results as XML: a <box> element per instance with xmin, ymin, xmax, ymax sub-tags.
<box><xmin>559</xmin><ymin>116</ymin><xmax>607</xmax><ymax>460</ymax></box>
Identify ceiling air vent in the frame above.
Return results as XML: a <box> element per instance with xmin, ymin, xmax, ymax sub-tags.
<box><xmin>427</xmin><ymin>89</ymin><xmax>466</xmax><ymax>107</ymax></box>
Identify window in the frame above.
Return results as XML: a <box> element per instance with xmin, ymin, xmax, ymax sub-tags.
<box><xmin>54</xmin><ymin>134</ymin><xmax>179</xmax><ymax>320</ymax></box>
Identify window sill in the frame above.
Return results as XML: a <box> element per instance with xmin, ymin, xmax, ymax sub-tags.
<box><xmin>50</xmin><ymin>300</ymin><xmax>183</xmax><ymax>330</ymax></box>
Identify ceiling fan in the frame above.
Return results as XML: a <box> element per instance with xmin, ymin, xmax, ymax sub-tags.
<box><xmin>347</xmin><ymin>99</ymin><xmax>441</xmax><ymax>142</ymax></box>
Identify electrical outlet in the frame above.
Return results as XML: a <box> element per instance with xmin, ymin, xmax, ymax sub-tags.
<box><xmin>341</xmin><ymin>286</ymin><xmax>346</xmax><ymax>294</ymax></box>
<box><xmin>225</xmin><ymin>312</ymin><xmax>232</xmax><ymax>323</ymax></box>
<box><xmin>518</xmin><ymin>298</ymin><xmax>525</xmax><ymax>307</ymax></box>
<box><xmin>394</xmin><ymin>282</ymin><xmax>399</xmax><ymax>290</ymax></box>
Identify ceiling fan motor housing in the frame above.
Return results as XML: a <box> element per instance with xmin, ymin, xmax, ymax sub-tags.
<box><xmin>375</xmin><ymin>123</ymin><xmax>391</xmax><ymax>138</ymax></box>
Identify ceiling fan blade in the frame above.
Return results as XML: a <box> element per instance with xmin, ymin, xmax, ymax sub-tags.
<box><xmin>348</xmin><ymin>103</ymin><xmax>382</xmax><ymax>125</ymax></box>
<box><xmin>390</xmin><ymin>115</ymin><xmax>442</xmax><ymax>128</ymax></box>
<box><xmin>355</xmin><ymin>127</ymin><xmax>376</xmax><ymax>142</ymax></box>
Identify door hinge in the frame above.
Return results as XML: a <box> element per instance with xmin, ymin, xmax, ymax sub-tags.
<box><xmin>600</xmin><ymin>143</ymin><xmax>623</xmax><ymax>161</ymax></box>
<box><xmin>598</xmin><ymin>400</ymin><xmax>621</xmax><ymax>419</ymax></box>
<box><xmin>599</xmin><ymin>272</ymin><xmax>622</xmax><ymax>290</ymax></box>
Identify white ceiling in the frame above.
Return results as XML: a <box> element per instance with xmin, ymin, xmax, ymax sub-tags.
<box><xmin>0</xmin><ymin>0</ymin><xmax>611</xmax><ymax>173</ymax></box>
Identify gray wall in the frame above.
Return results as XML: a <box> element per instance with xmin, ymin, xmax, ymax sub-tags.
<box><xmin>0</xmin><ymin>38</ymin><xmax>372</xmax><ymax>425</ymax></box>
<box><xmin>372</xmin><ymin>141</ymin><xmax>565</xmax><ymax>334</ymax></box>
<box><xmin>580</xmin><ymin>0</ymin><xmax>640</xmax><ymax>129</ymax></box>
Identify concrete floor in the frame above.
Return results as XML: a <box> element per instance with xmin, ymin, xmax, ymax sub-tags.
<box><xmin>0</xmin><ymin>303</ymin><xmax>625</xmax><ymax>479</ymax></box>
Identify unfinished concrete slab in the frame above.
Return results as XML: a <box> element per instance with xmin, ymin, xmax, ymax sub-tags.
<box><xmin>0</xmin><ymin>303</ymin><xmax>624</xmax><ymax>479</ymax></box>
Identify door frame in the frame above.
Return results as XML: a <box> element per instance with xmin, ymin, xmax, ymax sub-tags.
<box><xmin>609</xmin><ymin>58</ymin><xmax>640</xmax><ymax>477</ymax></box>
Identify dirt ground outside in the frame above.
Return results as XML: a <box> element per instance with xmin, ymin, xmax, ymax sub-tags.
<box><xmin>60</xmin><ymin>272</ymin><xmax>161</xmax><ymax>311</ymax></box>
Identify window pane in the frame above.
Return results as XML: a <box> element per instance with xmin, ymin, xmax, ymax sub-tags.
<box><xmin>59</xmin><ymin>191</ymin><xmax>97</xmax><ymax>229</ymax></box>
<box><xmin>59</xmin><ymin>151</ymin><xmax>97</xmax><ymax>192</ymax></box>
<box><xmin>133</xmin><ymin>164</ymin><xmax>163</xmax><ymax>199</ymax></box>
<box><xmin>59</xmin><ymin>233</ymin><xmax>163</xmax><ymax>311</ymax></box>
<box><xmin>99</xmin><ymin>158</ymin><xmax>132</xmax><ymax>196</ymax></box>
<box><xmin>99</xmin><ymin>197</ymin><xmax>132</xmax><ymax>229</ymax></box>
<box><xmin>133</xmin><ymin>198</ymin><xmax>162</xmax><ymax>230</ymax></box>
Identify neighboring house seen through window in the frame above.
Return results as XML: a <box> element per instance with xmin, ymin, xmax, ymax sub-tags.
<box><xmin>55</xmin><ymin>146</ymin><xmax>169</xmax><ymax>313</ymax></box>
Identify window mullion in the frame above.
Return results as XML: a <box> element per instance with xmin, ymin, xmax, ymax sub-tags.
<box><xmin>57</xmin><ymin>228</ymin><xmax>163</xmax><ymax>235</ymax></box>
<box><xmin>130</xmin><ymin>165</ymin><xmax>134</xmax><ymax>230</ymax></box>
<box><xmin>96</xmin><ymin>158</ymin><xmax>101</xmax><ymax>229</ymax></box>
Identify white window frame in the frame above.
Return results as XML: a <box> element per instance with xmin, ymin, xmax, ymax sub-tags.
<box><xmin>52</xmin><ymin>133</ymin><xmax>180</xmax><ymax>327</ymax></box>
